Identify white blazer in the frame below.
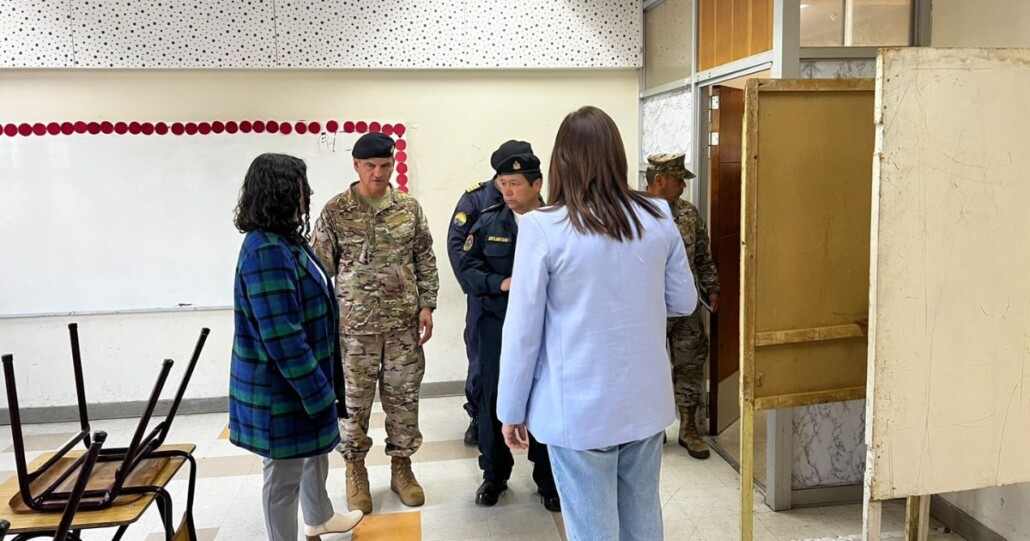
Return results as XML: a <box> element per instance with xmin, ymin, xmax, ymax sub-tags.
<box><xmin>497</xmin><ymin>199</ymin><xmax>698</xmax><ymax>451</ymax></box>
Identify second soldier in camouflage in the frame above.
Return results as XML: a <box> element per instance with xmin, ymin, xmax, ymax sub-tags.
<box><xmin>645</xmin><ymin>153</ymin><xmax>721</xmax><ymax>459</ymax></box>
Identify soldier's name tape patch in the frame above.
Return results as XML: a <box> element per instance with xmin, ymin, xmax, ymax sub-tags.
<box><xmin>453</xmin><ymin>211</ymin><xmax>468</xmax><ymax>226</ymax></box>
<box><xmin>463</xmin><ymin>234</ymin><xmax>474</xmax><ymax>252</ymax></box>
<box><xmin>385</xmin><ymin>211</ymin><xmax>411</xmax><ymax>229</ymax></box>
<box><xmin>486</xmin><ymin>236</ymin><xmax>510</xmax><ymax>243</ymax></box>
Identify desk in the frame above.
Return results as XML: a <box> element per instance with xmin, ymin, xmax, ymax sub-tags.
<box><xmin>0</xmin><ymin>444</ymin><xmax>195</xmax><ymax>539</ymax></box>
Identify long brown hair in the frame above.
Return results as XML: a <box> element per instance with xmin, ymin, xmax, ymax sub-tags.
<box><xmin>546</xmin><ymin>106</ymin><xmax>661</xmax><ymax>241</ymax></box>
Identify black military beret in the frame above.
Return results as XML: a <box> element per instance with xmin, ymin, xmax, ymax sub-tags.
<box><xmin>490</xmin><ymin>140</ymin><xmax>534</xmax><ymax>170</ymax></box>
<box><xmin>352</xmin><ymin>132</ymin><xmax>395</xmax><ymax>159</ymax></box>
<box><xmin>491</xmin><ymin>140</ymin><xmax>540</xmax><ymax>175</ymax></box>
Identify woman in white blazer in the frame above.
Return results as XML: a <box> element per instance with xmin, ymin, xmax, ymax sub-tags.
<box><xmin>497</xmin><ymin>106</ymin><xmax>699</xmax><ymax>541</ymax></box>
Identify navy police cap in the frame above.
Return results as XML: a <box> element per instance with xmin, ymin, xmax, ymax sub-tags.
<box><xmin>491</xmin><ymin>140</ymin><xmax>540</xmax><ymax>175</ymax></box>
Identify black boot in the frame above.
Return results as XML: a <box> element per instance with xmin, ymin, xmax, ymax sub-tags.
<box><xmin>475</xmin><ymin>480</ymin><xmax>507</xmax><ymax>507</ymax></box>
<box><xmin>464</xmin><ymin>416</ymin><xmax>479</xmax><ymax>446</ymax></box>
<box><xmin>539</xmin><ymin>490</ymin><xmax>561</xmax><ymax>512</ymax></box>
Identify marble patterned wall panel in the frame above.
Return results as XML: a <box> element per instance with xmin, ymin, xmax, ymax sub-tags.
<box><xmin>800</xmin><ymin>59</ymin><xmax>876</xmax><ymax>79</ymax></box>
<box><xmin>0</xmin><ymin>0</ymin><xmax>74</xmax><ymax>67</ymax></box>
<box><xmin>793</xmin><ymin>400</ymin><xmax>867</xmax><ymax>488</ymax></box>
<box><xmin>641</xmin><ymin>87</ymin><xmax>692</xmax><ymax>168</ymax></box>
<box><xmin>70</xmin><ymin>0</ymin><xmax>276</xmax><ymax>67</ymax></box>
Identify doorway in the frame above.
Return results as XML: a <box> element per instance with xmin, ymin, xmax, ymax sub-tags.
<box><xmin>701</xmin><ymin>71</ymin><xmax>769</xmax><ymax>487</ymax></box>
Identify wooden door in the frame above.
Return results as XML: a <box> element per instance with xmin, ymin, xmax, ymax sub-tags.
<box><xmin>708</xmin><ymin>85</ymin><xmax>744</xmax><ymax>435</ymax></box>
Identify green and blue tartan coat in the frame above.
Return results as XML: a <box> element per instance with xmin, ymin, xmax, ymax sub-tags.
<box><xmin>229</xmin><ymin>231</ymin><xmax>348</xmax><ymax>459</ymax></box>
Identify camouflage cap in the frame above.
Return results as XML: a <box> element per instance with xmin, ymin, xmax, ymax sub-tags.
<box><xmin>647</xmin><ymin>153</ymin><xmax>696</xmax><ymax>179</ymax></box>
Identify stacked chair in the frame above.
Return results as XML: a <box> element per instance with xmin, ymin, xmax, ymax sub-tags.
<box><xmin>1</xmin><ymin>324</ymin><xmax>209</xmax><ymax>540</ymax></box>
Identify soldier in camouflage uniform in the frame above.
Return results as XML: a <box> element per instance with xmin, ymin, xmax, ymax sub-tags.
<box><xmin>311</xmin><ymin>132</ymin><xmax>440</xmax><ymax>513</ymax></box>
<box><xmin>645</xmin><ymin>153</ymin><xmax>721</xmax><ymax>459</ymax></box>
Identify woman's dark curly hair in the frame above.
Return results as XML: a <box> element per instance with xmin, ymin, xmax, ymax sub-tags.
<box><xmin>234</xmin><ymin>153</ymin><xmax>312</xmax><ymax>242</ymax></box>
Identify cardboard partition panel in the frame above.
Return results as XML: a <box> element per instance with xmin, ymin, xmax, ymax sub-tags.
<box><xmin>739</xmin><ymin>78</ymin><xmax>875</xmax><ymax>541</ymax></box>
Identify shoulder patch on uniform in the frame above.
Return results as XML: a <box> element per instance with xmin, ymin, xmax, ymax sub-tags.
<box><xmin>453</xmin><ymin>211</ymin><xmax>468</xmax><ymax>226</ymax></box>
<box><xmin>463</xmin><ymin>234</ymin><xmax>474</xmax><ymax>252</ymax></box>
<box><xmin>465</xmin><ymin>183</ymin><xmax>484</xmax><ymax>193</ymax></box>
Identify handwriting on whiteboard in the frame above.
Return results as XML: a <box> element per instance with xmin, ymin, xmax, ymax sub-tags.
<box><xmin>318</xmin><ymin>131</ymin><xmax>353</xmax><ymax>155</ymax></box>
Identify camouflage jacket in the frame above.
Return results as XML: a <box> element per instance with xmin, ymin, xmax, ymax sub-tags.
<box><xmin>670</xmin><ymin>199</ymin><xmax>720</xmax><ymax>295</ymax></box>
<box><xmin>311</xmin><ymin>183</ymin><xmax>439</xmax><ymax>335</ymax></box>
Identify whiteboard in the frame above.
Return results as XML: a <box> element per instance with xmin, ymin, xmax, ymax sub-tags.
<box><xmin>0</xmin><ymin>120</ymin><xmax>405</xmax><ymax>316</ymax></box>
<box><xmin>866</xmin><ymin>48</ymin><xmax>1030</xmax><ymax>500</ymax></box>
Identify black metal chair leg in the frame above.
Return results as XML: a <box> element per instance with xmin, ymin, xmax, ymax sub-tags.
<box><xmin>53</xmin><ymin>432</ymin><xmax>107</xmax><ymax>541</ymax></box>
<box><xmin>154</xmin><ymin>488</ymin><xmax>175</xmax><ymax>540</ymax></box>
<box><xmin>184</xmin><ymin>453</ymin><xmax>198</xmax><ymax>540</ymax></box>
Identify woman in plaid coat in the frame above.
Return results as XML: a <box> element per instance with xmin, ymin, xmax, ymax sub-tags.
<box><xmin>231</xmin><ymin>153</ymin><xmax>362</xmax><ymax>541</ymax></box>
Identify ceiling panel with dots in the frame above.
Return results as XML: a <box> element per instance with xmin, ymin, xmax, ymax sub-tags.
<box><xmin>70</xmin><ymin>0</ymin><xmax>276</xmax><ymax>67</ymax></box>
<box><xmin>0</xmin><ymin>0</ymin><xmax>75</xmax><ymax>67</ymax></box>
<box><xmin>1</xmin><ymin>0</ymin><xmax>641</xmax><ymax>68</ymax></box>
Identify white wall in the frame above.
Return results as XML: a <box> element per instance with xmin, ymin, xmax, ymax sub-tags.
<box><xmin>929</xmin><ymin>4</ymin><xmax>1030</xmax><ymax>538</ymax></box>
<box><xmin>0</xmin><ymin>68</ymin><xmax>640</xmax><ymax>408</ymax></box>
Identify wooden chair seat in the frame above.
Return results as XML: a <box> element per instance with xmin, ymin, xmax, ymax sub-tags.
<box><xmin>8</xmin><ymin>455</ymin><xmax>171</xmax><ymax>513</ymax></box>
<box><xmin>0</xmin><ymin>444</ymin><xmax>194</xmax><ymax>535</ymax></box>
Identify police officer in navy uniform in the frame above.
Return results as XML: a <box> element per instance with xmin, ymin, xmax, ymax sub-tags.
<box><xmin>458</xmin><ymin>142</ymin><xmax>559</xmax><ymax>511</ymax></box>
<box><xmin>446</xmin><ymin>142</ymin><xmax>523</xmax><ymax>445</ymax></box>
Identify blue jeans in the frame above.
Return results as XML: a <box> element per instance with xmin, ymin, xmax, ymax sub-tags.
<box><xmin>548</xmin><ymin>432</ymin><xmax>664</xmax><ymax>541</ymax></box>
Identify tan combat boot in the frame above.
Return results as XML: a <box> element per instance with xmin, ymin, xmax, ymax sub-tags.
<box><xmin>679</xmin><ymin>407</ymin><xmax>711</xmax><ymax>459</ymax></box>
<box><xmin>390</xmin><ymin>457</ymin><xmax>425</xmax><ymax>506</ymax></box>
<box><xmin>345</xmin><ymin>460</ymin><xmax>373</xmax><ymax>514</ymax></box>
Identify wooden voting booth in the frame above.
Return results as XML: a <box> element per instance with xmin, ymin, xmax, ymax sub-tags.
<box><xmin>739</xmin><ymin>79</ymin><xmax>875</xmax><ymax>541</ymax></box>
<box><xmin>864</xmin><ymin>48</ymin><xmax>1030</xmax><ymax>540</ymax></box>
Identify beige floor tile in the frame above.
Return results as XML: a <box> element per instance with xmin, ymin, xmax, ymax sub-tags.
<box><xmin>416</xmin><ymin>439</ymin><xmax>481</xmax><ymax>463</ymax></box>
<box><xmin>553</xmin><ymin>513</ymin><xmax>569</xmax><ymax>541</ymax></box>
<box><xmin>756</xmin><ymin>506</ymin><xmax>848</xmax><ymax>540</ymax></box>
<box><xmin>145</xmin><ymin>527</ymin><xmax>219</xmax><ymax>541</ymax></box>
<box><xmin>487</xmin><ymin>533</ymin><xmax>564</xmax><ymax>541</ymax></box>
<box><xmin>486</xmin><ymin>503</ymin><xmax>561</xmax><ymax>537</ymax></box>
<box><xmin>194</xmin><ymin>454</ymin><xmax>261</xmax><ymax>478</ymax></box>
<box><xmin>664</xmin><ymin>518</ymin><xmax>699</xmax><ymax>541</ymax></box>
<box><xmin>711</xmin><ymin>409</ymin><xmax>768</xmax><ymax>486</ymax></box>
<box><xmin>1</xmin><ymin>431</ymin><xmax>82</xmax><ymax>452</ymax></box>
<box><xmin>694</xmin><ymin>512</ymin><xmax>779</xmax><ymax>541</ymax></box>
<box><xmin>421</xmin><ymin>506</ymin><xmax>490</xmax><ymax>541</ymax></box>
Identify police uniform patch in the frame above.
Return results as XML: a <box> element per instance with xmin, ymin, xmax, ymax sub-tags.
<box><xmin>487</xmin><ymin>236</ymin><xmax>511</xmax><ymax>243</ymax></box>
<box><xmin>465</xmin><ymin>183</ymin><xmax>483</xmax><ymax>193</ymax></box>
<box><xmin>453</xmin><ymin>211</ymin><xmax>468</xmax><ymax>226</ymax></box>
<box><xmin>463</xmin><ymin>234</ymin><xmax>474</xmax><ymax>252</ymax></box>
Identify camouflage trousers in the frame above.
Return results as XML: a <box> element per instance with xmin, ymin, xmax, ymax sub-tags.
<box><xmin>668</xmin><ymin>310</ymin><xmax>708</xmax><ymax>413</ymax></box>
<box><xmin>337</xmin><ymin>328</ymin><xmax>425</xmax><ymax>461</ymax></box>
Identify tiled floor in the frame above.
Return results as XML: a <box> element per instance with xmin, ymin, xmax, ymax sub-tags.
<box><xmin>710</xmin><ymin>410</ymin><xmax>767</xmax><ymax>487</ymax></box>
<box><xmin>0</xmin><ymin>396</ymin><xmax>966</xmax><ymax>541</ymax></box>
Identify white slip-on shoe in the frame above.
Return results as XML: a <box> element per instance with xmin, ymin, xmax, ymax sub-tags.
<box><xmin>303</xmin><ymin>510</ymin><xmax>364</xmax><ymax>540</ymax></box>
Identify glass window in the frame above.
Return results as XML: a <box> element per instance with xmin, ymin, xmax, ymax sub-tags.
<box><xmin>644</xmin><ymin>0</ymin><xmax>694</xmax><ymax>89</ymax></box>
<box><xmin>850</xmin><ymin>0</ymin><xmax>911</xmax><ymax>46</ymax></box>
<box><xmin>801</xmin><ymin>0</ymin><xmax>845</xmax><ymax>46</ymax></box>
<box><xmin>801</xmin><ymin>0</ymin><xmax>911</xmax><ymax>47</ymax></box>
